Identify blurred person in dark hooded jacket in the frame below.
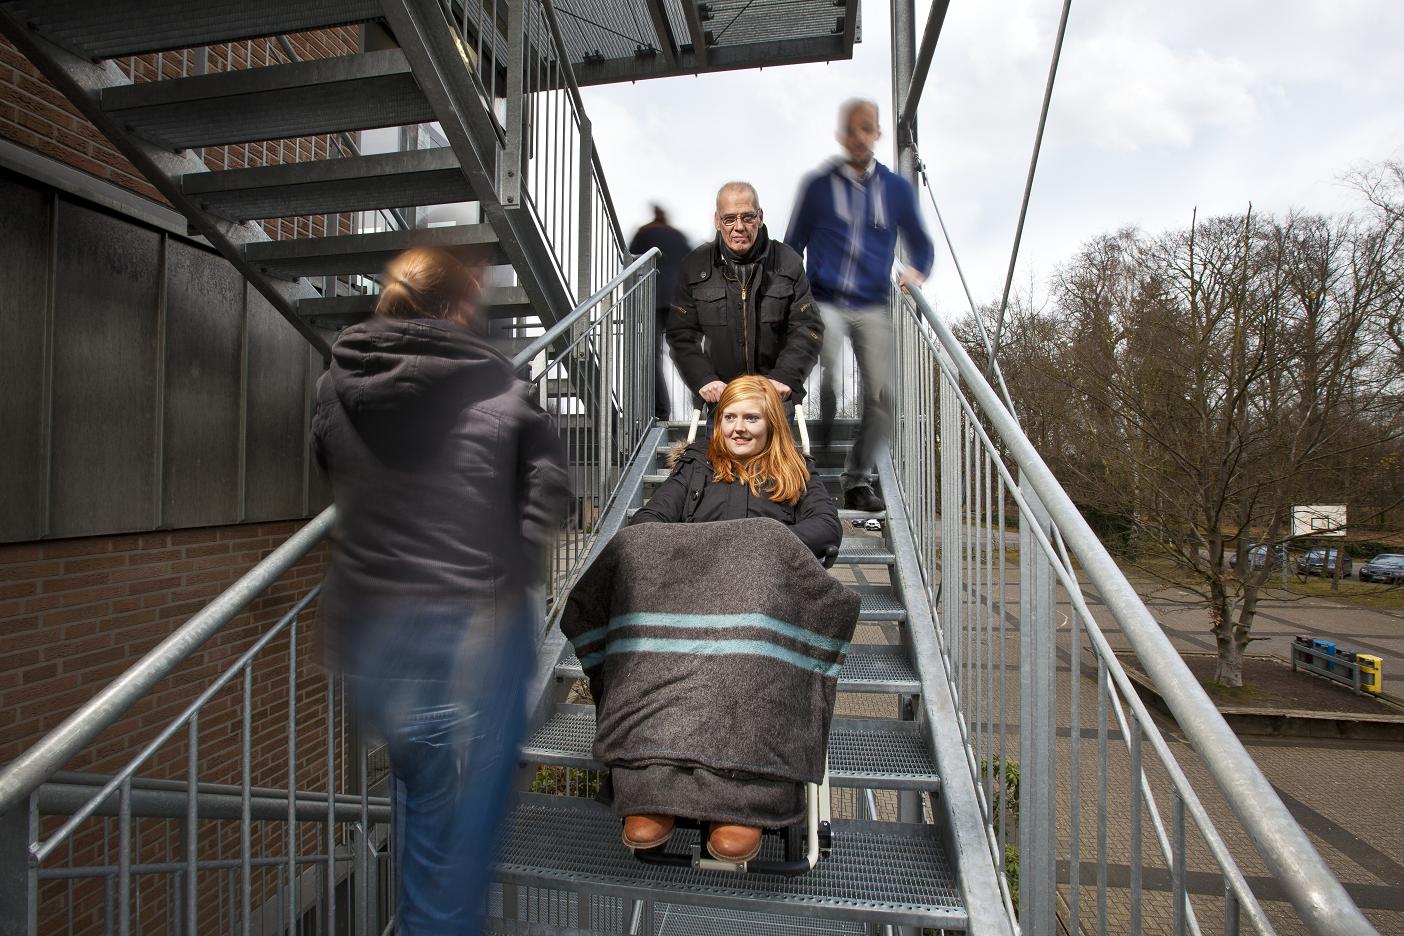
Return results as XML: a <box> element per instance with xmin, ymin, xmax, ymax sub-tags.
<box><xmin>313</xmin><ymin>246</ymin><xmax>569</xmax><ymax>936</ymax></box>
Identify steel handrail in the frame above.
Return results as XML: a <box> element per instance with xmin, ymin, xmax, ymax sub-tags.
<box><xmin>0</xmin><ymin>250</ymin><xmax>660</xmax><ymax>820</ymax></box>
<box><xmin>900</xmin><ymin>284</ymin><xmax>1377</xmax><ymax>935</ymax></box>
<box><xmin>0</xmin><ymin>510</ymin><xmax>335</xmax><ymax>817</ymax></box>
<box><xmin>511</xmin><ymin>248</ymin><xmax>658</xmax><ymax>367</ymax></box>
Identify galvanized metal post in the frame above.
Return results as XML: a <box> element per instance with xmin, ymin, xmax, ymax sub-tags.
<box><xmin>577</xmin><ymin>117</ymin><xmax>594</xmax><ymax>302</ymax></box>
<box><xmin>1018</xmin><ymin>478</ymin><xmax>1056</xmax><ymax>934</ymax></box>
<box><xmin>938</xmin><ymin>355</ymin><xmax>961</xmax><ymax>658</ymax></box>
<box><xmin>0</xmin><ymin>800</ymin><xmax>36</xmax><ymax>936</ymax></box>
<box><xmin>889</xmin><ymin>0</ymin><xmax>918</xmax><ymax>184</ymax></box>
<box><xmin>501</xmin><ymin>0</ymin><xmax>526</xmax><ymax>206</ymax></box>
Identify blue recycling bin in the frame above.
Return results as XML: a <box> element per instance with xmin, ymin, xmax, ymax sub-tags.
<box><xmin>1311</xmin><ymin>639</ymin><xmax>1337</xmax><ymax>672</ymax></box>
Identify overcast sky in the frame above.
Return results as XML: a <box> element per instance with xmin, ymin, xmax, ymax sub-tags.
<box><xmin>580</xmin><ymin>0</ymin><xmax>1404</xmax><ymax>315</ymax></box>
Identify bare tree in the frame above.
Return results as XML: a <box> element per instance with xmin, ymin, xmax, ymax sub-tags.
<box><xmin>966</xmin><ymin>184</ymin><xmax>1404</xmax><ymax>687</ymax></box>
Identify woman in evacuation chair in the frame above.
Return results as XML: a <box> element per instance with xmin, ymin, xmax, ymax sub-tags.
<box><xmin>622</xmin><ymin>374</ymin><xmax>843</xmax><ymax>861</ymax></box>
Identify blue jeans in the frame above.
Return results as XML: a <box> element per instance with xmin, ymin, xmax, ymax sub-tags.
<box><xmin>343</xmin><ymin>601</ymin><xmax>535</xmax><ymax>936</ymax></box>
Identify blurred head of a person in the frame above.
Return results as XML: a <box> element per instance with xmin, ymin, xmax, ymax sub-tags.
<box><xmin>374</xmin><ymin>246</ymin><xmax>484</xmax><ymax>328</ymax></box>
<box><xmin>838</xmin><ymin>98</ymin><xmax>881</xmax><ymax>169</ymax></box>
<box><xmin>651</xmin><ymin>203</ymin><xmax>670</xmax><ymax>226</ymax></box>
<box><xmin>714</xmin><ymin>182</ymin><xmax>763</xmax><ymax>255</ymax></box>
<box><xmin>708</xmin><ymin>376</ymin><xmax>808</xmax><ymax>503</ymax></box>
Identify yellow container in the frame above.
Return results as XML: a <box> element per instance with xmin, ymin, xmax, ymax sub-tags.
<box><xmin>1356</xmin><ymin>654</ymin><xmax>1382</xmax><ymax>695</ymax></box>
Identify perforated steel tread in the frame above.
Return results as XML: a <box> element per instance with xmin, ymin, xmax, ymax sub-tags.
<box><xmin>523</xmin><ymin>706</ymin><xmax>939</xmax><ymax>792</ymax></box>
<box><xmin>101</xmin><ymin>49</ymin><xmax>433</xmax><ymax>150</ymax></box>
<box><xmin>244</xmin><ymin>223</ymin><xmax>505</xmax><ymax>278</ymax></box>
<box><xmin>497</xmin><ymin>794</ymin><xmax>965</xmax><ymax>929</ymax></box>
<box><xmin>555</xmin><ymin>644</ymin><xmax>918</xmax><ymax>695</ymax></box>
<box><xmin>835</xmin><ymin>538</ymin><xmax>895</xmax><ymax>565</ymax></box>
<box><xmin>653</xmin><ymin>903</ymin><xmax>870</xmax><ymax>935</ymax></box>
<box><xmin>8</xmin><ymin>0</ymin><xmax>382</xmax><ymax>60</ymax></box>
<box><xmin>184</xmin><ymin>148</ymin><xmax>471</xmax><ymax>221</ymax></box>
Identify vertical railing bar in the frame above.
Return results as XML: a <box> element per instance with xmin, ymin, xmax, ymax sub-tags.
<box><xmin>325</xmin><ymin>670</ymin><xmax>337</xmax><ymax>936</ymax></box>
<box><xmin>1130</xmin><ymin>716</ymin><xmax>1143</xmax><ymax>936</ymax></box>
<box><xmin>287</xmin><ymin>616</ymin><xmax>299</xmax><ymax>936</ymax></box>
<box><xmin>186</xmin><ymin>715</ymin><xmax>198</xmax><ymax>936</ymax></box>
<box><xmin>1097</xmin><ymin>660</ymin><xmax>1108</xmax><ymax>936</ymax></box>
<box><xmin>241</xmin><ymin>666</ymin><xmax>253</xmax><ymax>936</ymax></box>
<box><xmin>1224</xmin><ymin>881</ymin><xmax>1240</xmax><ymax>936</ymax></box>
<box><xmin>1070</xmin><ymin>595</ymin><xmax>1083</xmax><ymax>936</ymax></box>
<box><xmin>1173</xmin><ymin>791</ymin><xmax>1187</xmax><ymax>936</ymax></box>
<box><xmin>118</xmin><ymin>779</ymin><xmax>131</xmax><ymax>936</ymax></box>
<box><xmin>997</xmin><ymin>468</ymin><xmax>1008</xmax><ymax>866</ymax></box>
<box><xmin>68</xmin><ymin>832</ymin><xmax>76</xmax><ymax>936</ymax></box>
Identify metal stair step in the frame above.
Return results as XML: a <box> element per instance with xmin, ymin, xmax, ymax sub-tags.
<box><xmin>838</xmin><ymin>508</ymin><xmax>887</xmax><ymax>522</ymax></box>
<box><xmin>245</xmin><ymin>223</ymin><xmax>503</xmax><ymax>278</ymax></box>
<box><xmin>496</xmin><ymin>793</ymin><xmax>966</xmax><ymax>930</ymax></box>
<box><xmin>183</xmin><ymin>148</ymin><xmax>471</xmax><ymax>221</ymax></box>
<box><xmin>101</xmin><ymin>48</ymin><xmax>432</xmax><ymax>150</ymax></box>
<box><xmin>298</xmin><ymin>286</ymin><xmax>535</xmax><ymax>329</ymax></box>
<box><xmin>12</xmin><ymin>0</ymin><xmax>381</xmax><ymax>60</ymax></box>
<box><xmin>523</xmin><ymin>706</ymin><xmax>940</xmax><ymax>792</ymax></box>
<box><xmin>835</xmin><ymin>537</ymin><xmax>895</xmax><ymax>566</ymax></box>
<box><xmin>555</xmin><ymin>643</ymin><xmax>918</xmax><ymax>695</ymax></box>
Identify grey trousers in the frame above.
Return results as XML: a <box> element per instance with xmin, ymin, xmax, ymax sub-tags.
<box><xmin>817</xmin><ymin>300</ymin><xmax>894</xmax><ymax>491</ymax></box>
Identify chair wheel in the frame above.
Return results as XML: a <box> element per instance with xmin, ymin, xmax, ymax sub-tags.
<box><xmin>784</xmin><ymin>822</ymin><xmax>805</xmax><ymax>861</ymax></box>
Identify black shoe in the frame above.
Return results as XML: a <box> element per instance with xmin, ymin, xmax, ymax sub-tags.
<box><xmin>843</xmin><ymin>486</ymin><xmax>885</xmax><ymax>512</ymax></box>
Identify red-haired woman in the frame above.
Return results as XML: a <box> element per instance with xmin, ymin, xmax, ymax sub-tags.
<box><xmin>623</xmin><ymin>375</ymin><xmax>841</xmax><ymax>860</ymax></box>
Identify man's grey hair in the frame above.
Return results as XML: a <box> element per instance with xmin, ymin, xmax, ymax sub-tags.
<box><xmin>715</xmin><ymin>181</ymin><xmax>761</xmax><ymax>211</ymax></box>
<box><xmin>838</xmin><ymin>97</ymin><xmax>880</xmax><ymax>129</ymax></box>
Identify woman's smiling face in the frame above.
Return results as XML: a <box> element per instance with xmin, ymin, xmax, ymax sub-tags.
<box><xmin>719</xmin><ymin>396</ymin><xmax>769</xmax><ymax>459</ymax></box>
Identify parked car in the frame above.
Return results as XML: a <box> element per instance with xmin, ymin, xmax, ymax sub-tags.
<box><xmin>1358</xmin><ymin>554</ymin><xmax>1404</xmax><ymax>584</ymax></box>
<box><xmin>1295</xmin><ymin>546</ymin><xmax>1353</xmax><ymax>577</ymax></box>
<box><xmin>1228</xmin><ymin>543</ymin><xmax>1287</xmax><ymax>571</ymax></box>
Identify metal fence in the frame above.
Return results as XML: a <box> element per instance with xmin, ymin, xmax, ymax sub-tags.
<box><xmin>0</xmin><ymin>251</ymin><xmax>658</xmax><ymax>936</ymax></box>
<box><xmin>889</xmin><ymin>284</ymin><xmax>1376</xmax><ymax>936</ymax></box>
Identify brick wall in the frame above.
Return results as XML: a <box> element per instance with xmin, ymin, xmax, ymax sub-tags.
<box><xmin>0</xmin><ymin>521</ymin><xmax>359</xmax><ymax>934</ymax></box>
<box><xmin>0</xmin><ymin>27</ymin><xmax>362</xmax><ymax>240</ymax></box>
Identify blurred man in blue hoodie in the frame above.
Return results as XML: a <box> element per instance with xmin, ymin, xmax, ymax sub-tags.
<box><xmin>786</xmin><ymin>99</ymin><xmax>933</xmax><ymax>511</ymax></box>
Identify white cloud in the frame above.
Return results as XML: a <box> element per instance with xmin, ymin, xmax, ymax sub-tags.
<box><xmin>581</xmin><ymin>0</ymin><xmax>1404</xmax><ymax>319</ymax></box>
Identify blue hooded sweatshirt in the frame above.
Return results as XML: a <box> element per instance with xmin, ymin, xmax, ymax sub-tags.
<box><xmin>785</xmin><ymin>158</ymin><xmax>934</xmax><ymax>308</ymax></box>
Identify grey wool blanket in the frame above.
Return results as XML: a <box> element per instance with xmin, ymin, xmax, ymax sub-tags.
<box><xmin>560</xmin><ymin>517</ymin><xmax>860</xmax><ymax>825</ymax></box>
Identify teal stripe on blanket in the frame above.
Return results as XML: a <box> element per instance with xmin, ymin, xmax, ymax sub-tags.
<box><xmin>578</xmin><ymin>637</ymin><xmax>844</xmax><ymax>678</ymax></box>
<box><xmin>571</xmin><ymin>611</ymin><xmax>848</xmax><ymax>658</ymax></box>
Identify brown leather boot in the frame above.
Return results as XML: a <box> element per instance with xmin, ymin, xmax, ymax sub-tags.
<box><xmin>622</xmin><ymin>814</ymin><xmax>675</xmax><ymax>850</ymax></box>
<box><xmin>706</xmin><ymin>823</ymin><xmax>762</xmax><ymax>862</ymax></box>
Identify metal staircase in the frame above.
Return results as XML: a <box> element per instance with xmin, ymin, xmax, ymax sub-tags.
<box><xmin>0</xmin><ymin>0</ymin><xmax>614</xmax><ymax>357</ymax></box>
<box><xmin>0</xmin><ymin>2</ymin><xmax>1383</xmax><ymax>934</ymax></box>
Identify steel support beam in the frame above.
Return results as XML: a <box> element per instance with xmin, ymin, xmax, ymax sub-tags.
<box><xmin>898</xmin><ymin>0</ymin><xmax>952</xmax><ymax>136</ymax></box>
<box><xmin>889</xmin><ymin>0</ymin><xmax>918</xmax><ymax>184</ymax></box>
<box><xmin>683</xmin><ymin>0</ymin><xmax>710</xmax><ymax>69</ymax></box>
<box><xmin>642</xmin><ymin>0</ymin><xmax>678</xmax><ymax>68</ymax></box>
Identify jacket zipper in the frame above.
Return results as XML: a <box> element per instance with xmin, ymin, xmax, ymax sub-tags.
<box><xmin>740</xmin><ymin>271</ymin><xmax>751</xmax><ymax>371</ymax></box>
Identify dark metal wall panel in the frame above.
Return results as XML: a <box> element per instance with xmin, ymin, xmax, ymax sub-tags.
<box><xmin>48</xmin><ymin>198</ymin><xmax>161</xmax><ymax>538</ymax></box>
<box><xmin>0</xmin><ymin>172</ymin><xmax>51</xmax><ymax>540</ymax></box>
<box><xmin>243</xmin><ymin>289</ymin><xmax>309</xmax><ymax>520</ymax></box>
<box><xmin>161</xmin><ymin>238</ymin><xmax>244</xmax><ymax>527</ymax></box>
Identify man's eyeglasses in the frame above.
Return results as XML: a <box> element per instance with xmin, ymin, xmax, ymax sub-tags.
<box><xmin>719</xmin><ymin>212</ymin><xmax>760</xmax><ymax>228</ymax></box>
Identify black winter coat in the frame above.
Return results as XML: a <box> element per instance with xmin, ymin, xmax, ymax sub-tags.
<box><xmin>628</xmin><ymin>442</ymin><xmax>841</xmax><ymax>558</ymax></box>
<box><xmin>666</xmin><ymin>227</ymin><xmax>823</xmax><ymax>402</ymax></box>
<box><xmin>312</xmin><ymin>317</ymin><xmax>570</xmax><ymax>639</ymax></box>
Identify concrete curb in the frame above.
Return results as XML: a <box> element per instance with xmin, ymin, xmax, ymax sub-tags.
<box><xmin>1112</xmin><ymin>652</ymin><xmax>1404</xmax><ymax>743</ymax></box>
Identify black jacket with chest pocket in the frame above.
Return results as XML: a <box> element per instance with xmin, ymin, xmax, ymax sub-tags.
<box><xmin>666</xmin><ymin>226</ymin><xmax>824</xmax><ymax>403</ymax></box>
<box><xmin>628</xmin><ymin>441</ymin><xmax>841</xmax><ymax>559</ymax></box>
